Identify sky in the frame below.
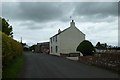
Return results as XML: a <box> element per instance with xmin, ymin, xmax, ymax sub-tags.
<box><xmin>1</xmin><ymin>1</ymin><xmax>119</xmax><ymax>46</ymax></box>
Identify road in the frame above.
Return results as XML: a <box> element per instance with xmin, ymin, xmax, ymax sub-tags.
<box><xmin>18</xmin><ymin>52</ymin><xmax>119</xmax><ymax>78</ymax></box>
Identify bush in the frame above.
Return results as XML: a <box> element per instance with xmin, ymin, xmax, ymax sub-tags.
<box><xmin>76</xmin><ymin>40</ymin><xmax>95</xmax><ymax>56</ymax></box>
<box><xmin>1</xmin><ymin>31</ymin><xmax>23</xmax><ymax>67</ymax></box>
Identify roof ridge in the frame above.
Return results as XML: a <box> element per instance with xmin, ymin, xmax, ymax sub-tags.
<box><xmin>50</xmin><ymin>27</ymin><xmax>71</xmax><ymax>38</ymax></box>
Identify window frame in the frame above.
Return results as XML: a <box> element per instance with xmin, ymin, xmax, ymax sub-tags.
<box><xmin>56</xmin><ymin>46</ymin><xmax>58</xmax><ymax>53</ymax></box>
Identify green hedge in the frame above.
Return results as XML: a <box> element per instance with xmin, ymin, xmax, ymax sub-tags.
<box><xmin>1</xmin><ymin>31</ymin><xmax>23</xmax><ymax>67</ymax></box>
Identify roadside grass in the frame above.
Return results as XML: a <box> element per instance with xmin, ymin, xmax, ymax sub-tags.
<box><xmin>2</xmin><ymin>55</ymin><xmax>24</xmax><ymax>79</ymax></box>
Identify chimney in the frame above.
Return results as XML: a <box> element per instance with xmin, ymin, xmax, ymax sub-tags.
<box><xmin>58</xmin><ymin>29</ymin><xmax>61</xmax><ymax>33</ymax></box>
<box><xmin>70</xmin><ymin>20</ymin><xmax>75</xmax><ymax>27</ymax></box>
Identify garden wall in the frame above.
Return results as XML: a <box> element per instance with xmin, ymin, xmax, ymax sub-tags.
<box><xmin>79</xmin><ymin>52</ymin><xmax>120</xmax><ymax>73</ymax></box>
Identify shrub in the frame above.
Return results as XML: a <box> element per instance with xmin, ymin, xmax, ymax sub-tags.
<box><xmin>76</xmin><ymin>40</ymin><xmax>95</xmax><ymax>56</ymax></box>
<box><xmin>1</xmin><ymin>31</ymin><xmax>23</xmax><ymax>67</ymax></box>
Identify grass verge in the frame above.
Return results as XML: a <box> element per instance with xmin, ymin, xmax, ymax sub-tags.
<box><xmin>2</xmin><ymin>55</ymin><xmax>24</xmax><ymax>79</ymax></box>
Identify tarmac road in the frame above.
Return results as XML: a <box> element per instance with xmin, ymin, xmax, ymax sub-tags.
<box><xmin>18</xmin><ymin>52</ymin><xmax>119</xmax><ymax>78</ymax></box>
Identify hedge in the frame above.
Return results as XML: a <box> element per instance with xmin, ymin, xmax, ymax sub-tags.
<box><xmin>1</xmin><ymin>31</ymin><xmax>23</xmax><ymax>67</ymax></box>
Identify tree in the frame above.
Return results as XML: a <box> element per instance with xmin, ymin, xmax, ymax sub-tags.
<box><xmin>29</xmin><ymin>44</ymin><xmax>36</xmax><ymax>51</ymax></box>
<box><xmin>96</xmin><ymin>42</ymin><xmax>100</xmax><ymax>47</ymax></box>
<box><xmin>0</xmin><ymin>17</ymin><xmax>13</xmax><ymax>37</ymax></box>
<box><xmin>76</xmin><ymin>40</ymin><xmax>95</xmax><ymax>56</ymax></box>
<box><xmin>96</xmin><ymin>42</ymin><xmax>107</xmax><ymax>50</ymax></box>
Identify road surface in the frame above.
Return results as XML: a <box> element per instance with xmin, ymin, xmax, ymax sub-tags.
<box><xmin>18</xmin><ymin>52</ymin><xmax>119</xmax><ymax>78</ymax></box>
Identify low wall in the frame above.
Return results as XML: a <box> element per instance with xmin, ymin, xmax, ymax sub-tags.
<box><xmin>78</xmin><ymin>53</ymin><xmax>120</xmax><ymax>73</ymax></box>
<box><xmin>60</xmin><ymin>53</ymin><xmax>69</xmax><ymax>57</ymax></box>
<box><xmin>60</xmin><ymin>53</ymin><xmax>80</xmax><ymax>57</ymax></box>
<box><xmin>79</xmin><ymin>56</ymin><xmax>97</xmax><ymax>64</ymax></box>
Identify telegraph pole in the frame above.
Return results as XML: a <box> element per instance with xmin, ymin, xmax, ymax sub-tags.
<box><xmin>21</xmin><ymin>37</ymin><xmax>22</xmax><ymax>44</ymax></box>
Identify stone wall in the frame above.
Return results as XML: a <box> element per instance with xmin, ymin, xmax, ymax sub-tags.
<box><xmin>79</xmin><ymin>52</ymin><xmax>120</xmax><ymax>73</ymax></box>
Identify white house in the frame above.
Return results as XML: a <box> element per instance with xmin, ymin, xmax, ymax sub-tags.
<box><xmin>50</xmin><ymin>20</ymin><xmax>85</xmax><ymax>56</ymax></box>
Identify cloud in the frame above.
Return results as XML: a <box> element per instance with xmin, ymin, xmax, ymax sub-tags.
<box><xmin>2</xmin><ymin>2</ymin><xmax>118</xmax><ymax>46</ymax></box>
<box><xmin>2</xmin><ymin>2</ymin><xmax>73</xmax><ymax>23</ymax></box>
<box><xmin>76</xmin><ymin>19</ymin><xmax>118</xmax><ymax>46</ymax></box>
<box><xmin>17</xmin><ymin>20</ymin><xmax>46</xmax><ymax>30</ymax></box>
<box><xmin>2</xmin><ymin>2</ymin><xmax>118</xmax><ymax>23</ymax></box>
<box><xmin>74</xmin><ymin>2</ymin><xmax>118</xmax><ymax>16</ymax></box>
<box><xmin>72</xmin><ymin>2</ymin><xmax>118</xmax><ymax>22</ymax></box>
<box><xmin>18</xmin><ymin>2</ymin><xmax>65</xmax><ymax>22</ymax></box>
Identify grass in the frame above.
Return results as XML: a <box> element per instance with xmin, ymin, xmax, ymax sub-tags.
<box><xmin>2</xmin><ymin>55</ymin><xmax>24</xmax><ymax>79</ymax></box>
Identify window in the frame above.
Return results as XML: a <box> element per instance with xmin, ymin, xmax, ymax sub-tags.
<box><xmin>50</xmin><ymin>38</ymin><xmax>52</xmax><ymax>43</ymax></box>
<box><xmin>56</xmin><ymin>46</ymin><xmax>58</xmax><ymax>53</ymax></box>
<box><xmin>51</xmin><ymin>46</ymin><xmax>52</xmax><ymax>53</ymax></box>
<box><xmin>53</xmin><ymin>37</ymin><xmax>54</xmax><ymax>42</ymax></box>
<box><xmin>56</xmin><ymin>36</ymin><xmax>57</xmax><ymax>42</ymax></box>
<box><xmin>53</xmin><ymin>37</ymin><xmax>55</xmax><ymax>41</ymax></box>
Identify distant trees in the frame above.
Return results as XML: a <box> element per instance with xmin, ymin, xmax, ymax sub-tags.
<box><xmin>21</xmin><ymin>43</ymin><xmax>30</xmax><ymax>51</ymax></box>
<box><xmin>95</xmin><ymin>42</ymin><xmax>107</xmax><ymax>50</ymax></box>
<box><xmin>29</xmin><ymin>45</ymin><xmax>36</xmax><ymax>51</ymax></box>
<box><xmin>95</xmin><ymin>42</ymin><xmax>120</xmax><ymax>51</ymax></box>
<box><xmin>76</xmin><ymin>40</ymin><xmax>95</xmax><ymax>56</ymax></box>
<box><xmin>0</xmin><ymin>17</ymin><xmax>13</xmax><ymax>37</ymax></box>
<box><xmin>107</xmin><ymin>46</ymin><xmax>120</xmax><ymax>50</ymax></box>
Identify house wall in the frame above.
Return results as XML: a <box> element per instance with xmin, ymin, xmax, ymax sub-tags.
<box><xmin>59</xmin><ymin>26</ymin><xmax>85</xmax><ymax>55</ymax></box>
<box><xmin>50</xmin><ymin>35</ymin><xmax>60</xmax><ymax>55</ymax></box>
<box><xmin>50</xmin><ymin>20</ymin><xmax>85</xmax><ymax>56</ymax></box>
<box><xmin>50</xmin><ymin>26</ymin><xmax>85</xmax><ymax>56</ymax></box>
<box><xmin>35</xmin><ymin>45</ymin><xmax>40</xmax><ymax>53</ymax></box>
<box><xmin>35</xmin><ymin>42</ymin><xmax>49</xmax><ymax>53</ymax></box>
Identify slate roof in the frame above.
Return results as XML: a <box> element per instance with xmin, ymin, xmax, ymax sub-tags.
<box><xmin>50</xmin><ymin>20</ymin><xmax>85</xmax><ymax>39</ymax></box>
<box><xmin>50</xmin><ymin>27</ymin><xmax>70</xmax><ymax>38</ymax></box>
<box><xmin>50</xmin><ymin>26</ymin><xmax>85</xmax><ymax>39</ymax></box>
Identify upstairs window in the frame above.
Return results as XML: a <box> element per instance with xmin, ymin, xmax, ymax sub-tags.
<box><xmin>56</xmin><ymin>36</ymin><xmax>57</xmax><ymax>42</ymax></box>
<box><xmin>50</xmin><ymin>38</ymin><xmax>52</xmax><ymax>43</ymax></box>
<box><xmin>53</xmin><ymin>37</ymin><xmax>54</xmax><ymax>42</ymax></box>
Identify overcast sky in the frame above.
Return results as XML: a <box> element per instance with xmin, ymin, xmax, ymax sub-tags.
<box><xmin>2</xmin><ymin>2</ymin><xmax>119</xmax><ymax>46</ymax></box>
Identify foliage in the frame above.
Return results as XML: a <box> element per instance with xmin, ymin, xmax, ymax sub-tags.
<box><xmin>0</xmin><ymin>17</ymin><xmax>13</xmax><ymax>37</ymax></box>
<box><xmin>108</xmin><ymin>46</ymin><xmax>120</xmax><ymax>50</ymax></box>
<box><xmin>96</xmin><ymin>42</ymin><xmax>107</xmax><ymax>50</ymax></box>
<box><xmin>76</xmin><ymin>40</ymin><xmax>95</xmax><ymax>56</ymax></box>
<box><xmin>29</xmin><ymin>44</ymin><xmax>36</xmax><ymax>51</ymax></box>
<box><xmin>2</xmin><ymin>55</ymin><xmax>24</xmax><ymax>78</ymax></box>
<box><xmin>1</xmin><ymin>31</ymin><xmax>23</xmax><ymax>67</ymax></box>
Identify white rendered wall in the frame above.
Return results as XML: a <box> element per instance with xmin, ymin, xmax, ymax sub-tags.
<box><xmin>59</xmin><ymin>26</ymin><xmax>85</xmax><ymax>55</ymax></box>
<box><xmin>50</xmin><ymin>35</ymin><xmax>60</xmax><ymax>56</ymax></box>
<box><xmin>50</xmin><ymin>20</ymin><xmax>85</xmax><ymax>56</ymax></box>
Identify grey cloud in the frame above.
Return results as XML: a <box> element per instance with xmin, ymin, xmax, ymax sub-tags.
<box><xmin>2</xmin><ymin>2</ymin><xmax>118</xmax><ymax>46</ymax></box>
<box><xmin>2</xmin><ymin>2</ymin><xmax>118</xmax><ymax>23</ymax></box>
<box><xmin>78</xmin><ymin>16</ymin><xmax>117</xmax><ymax>23</ymax></box>
<box><xmin>2</xmin><ymin>2</ymin><xmax>70</xmax><ymax>22</ymax></box>
<box><xmin>18</xmin><ymin>20</ymin><xmax>59</xmax><ymax>30</ymax></box>
<box><xmin>2</xmin><ymin>2</ymin><xmax>20</xmax><ymax>20</ymax></box>
<box><xmin>59</xmin><ymin>2</ymin><xmax>118</xmax><ymax>23</ymax></box>
<box><xmin>74</xmin><ymin>2</ymin><xmax>118</xmax><ymax>17</ymax></box>
<box><xmin>17</xmin><ymin>21</ymin><xmax>45</xmax><ymax>30</ymax></box>
<box><xmin>63</xmin><ymin>2</ymin><xmax>118</xmax><ymax>23</ymax></box>
<box><xmin>18</xmin><ymin>2</ymin><xmax>65</xmax><ymax>22</ymax></box>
